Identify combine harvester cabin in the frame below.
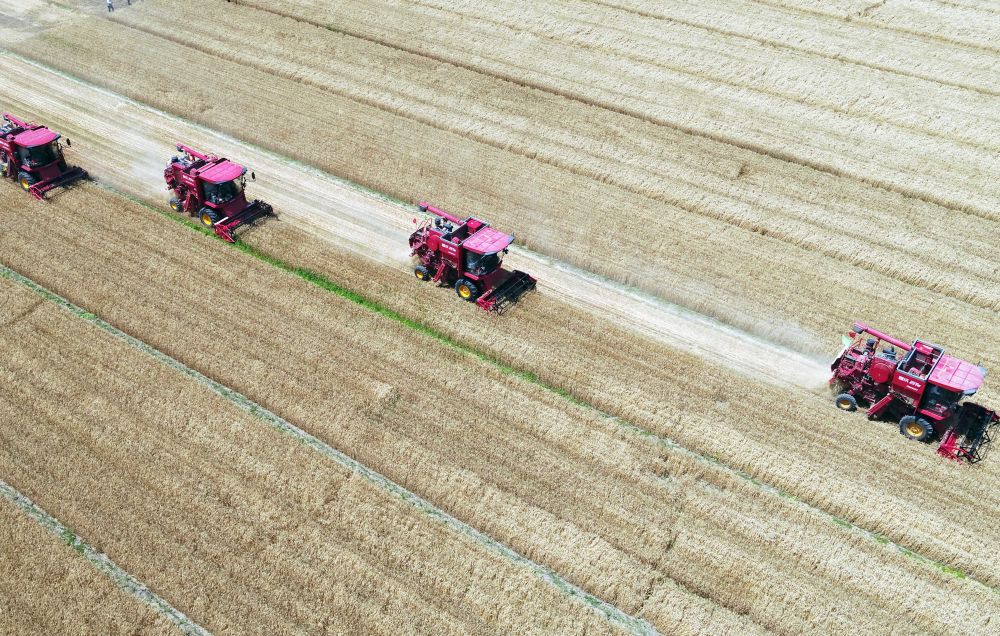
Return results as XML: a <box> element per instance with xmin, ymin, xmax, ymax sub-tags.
<box><xmin>409</xmin><ymin>203</ymin><xmax>536</xmax><ymax>314</ymax></box>
<box><xmin>0</xmin><ymin>113</ymin><xmax>86</xmax><ymax>199</ymax></box>
<box><xmin>831</xmin><ymin>322</ymin><xmax>999</xmax><ymax>464</ymax></box>
<box><xmin>164</xmin><ymin>144</ymin><xmax>273</xmax><ymax>243</ymax></box>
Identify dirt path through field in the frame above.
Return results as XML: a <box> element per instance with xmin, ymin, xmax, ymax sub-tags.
<box><xmin>0</xmin><ymin>51</ymin><xmax>830</xmax><ymax>388</ymax></box>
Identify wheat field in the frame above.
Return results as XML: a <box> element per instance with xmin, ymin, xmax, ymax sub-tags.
<box><xmin>2</xmin><ymin>0</ymin><xmax>999</xmax><ymax>632</ymax></box>
<box><xmin>0</xmin><ymin>266</ymin><xmax>629</xmax><ymax>635</ymax></box>
<box><xmin>2</xmin><ymin>184</ymin><xmax>998</xmax><ymax>633</ymax></box>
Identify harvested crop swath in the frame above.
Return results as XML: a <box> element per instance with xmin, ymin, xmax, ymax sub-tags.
<box><xmin>1</xmin><ymin>184</ymin><xmax>998</xmax><ymax>634</ymax></box>
<box><xmin>0</xmin><ymin>274</ymin><xmax>629</xmax><ymax>636</ymax></box>
<box><xmin>0</xmin><ymin>487</ymin><xmax>175</xmax><ymax>634</ymax></box>
<box><xmin>11</xmin><ymin>18</ymin><xmax>1000</xmax><ymax>367</ymax></box>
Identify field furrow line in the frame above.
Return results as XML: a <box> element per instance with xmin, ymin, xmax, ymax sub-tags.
<box><xmin>582</xmin><ymin>0</ymin><xmax>1000</xmax><ymax>97</ymax></box>
<box><xmin>234</xmin><ymin>0</ymin><xmax>1000</xmax><ymax>222</ymax></box>
<box><xmin>98</xmin><ymin>16</ymin><xmax>1000</xmax><ymax>307</ymax></box>
<box><xmin>0</xmin><ymin>262</ymin><xmax>659</xmax><ymax>636</ymax></box>
<box><xmin>47</xmin><ymin>183</ymin><xmax>1000</xmax><ymax>604</ymax></box>
<box><xmin>0</xmin><ymin>478</ymin><xmax>210</xmax><ymax>636</ymax></box>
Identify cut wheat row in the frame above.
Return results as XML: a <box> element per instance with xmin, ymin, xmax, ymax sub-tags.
<box><xmin>766</xmin><ymin>0</ymin><xmax>1000</xmax><ymax>52</ymax></box>
<box><xmin>584</xmin><ymin>0</ymin><xmax>1000</xmax><ymax>96</ymax></box>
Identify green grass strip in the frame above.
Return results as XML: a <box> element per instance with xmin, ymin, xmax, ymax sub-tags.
<box><xmin>0</xmin><ymin>262</ymin><xmax>659</xmax><ymax>636</ymax></box>
<box><xmin>99</xmin><ymin>182</ymin><xmax>999</xmax><ymax>597</ymax></box>
<box><xmin>0</xmin><ymin>479</ymin><xmax>211</xmax><ymax>636</ymax></box>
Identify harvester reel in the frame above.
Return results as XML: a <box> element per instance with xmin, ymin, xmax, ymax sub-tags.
<box><xmin>834</xmin><ymin>393</ymin><xmax>857</xmax><ymax>412</ymax></box>
<box><xmin>455</xmin><ymin>278</ymin><xmax>479</xmax><ymax>301</ymax></box>
<box><xmin>899</xmin><ymin>416</ymin><xmax>934</xmax><ymax>443</ymax></box>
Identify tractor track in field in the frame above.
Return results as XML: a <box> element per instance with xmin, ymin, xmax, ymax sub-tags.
<box><xmin>0</xmin><ymin>50</ymin><xmax>831</xmax><ymax>389</ymax></box>
<box><xmin>0</xmin><ymin>262</ymin><xmax>661</xmax><ymax>636</ymax></box>
<box><xmin>0</xmin><ymin>479</ymin><xmax>212</xmax><ymax>636</ymax></box>
<box><xmin>230</xmin><ymin>0</ymin><xmax>1000</xmax><ymax>223</ymax></box>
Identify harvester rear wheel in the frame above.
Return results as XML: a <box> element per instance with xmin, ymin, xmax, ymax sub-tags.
<box><xmin>834</xmin><ymin>393</ymin><xmax>857</xmax><ymax>412</ymax></box>
<box><xmin>414</xmin><ymin>266</ymin><xmax>430</xmax><ymax>281</ymax></box>
<box><xmin>169</xmin><ymin>198</ymin><xmax>183</xmax><ymax>213</ymax></box>
<box><xmin>0</xmin><ymin>151</ymin><xmax>10</xmax><ymax>177</ymax></box>
<box><xmin>455</xmin><ymin>278</ymin><xmax>479</xmax><ymax>301</ymax></box>
<box><xmin>18</xmin><ymin>171</ymin><xmax>36</xmax><ymax>192</ymax></box>
<box><xmin>899</xmin><ymin>416</ymin><xmax>934</xmax><ymax>443</ymax></box>
<box><xmin>200</xmin><ymin>207</ymin><xmax>220</xmax><ymax>227</ymax></box>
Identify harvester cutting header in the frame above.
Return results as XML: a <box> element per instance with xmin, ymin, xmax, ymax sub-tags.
<box><xmin>164</xmin><ymin>144</ymin><xmax>273</xmax><ymax>243</ymax></box>
<box><xmin>409</xmin><ymin>202</ymin><xmax>536</xmax><ymax>314</ymax></box>
<box><xmin>0</xmin><ymin>113</ymin><xmax>87</xmax><ymax>200</ymax></box>
<box><xmin>831</xmin><ymin>322</ymin><xmax>999</xmax><ymax>464</ymax></box>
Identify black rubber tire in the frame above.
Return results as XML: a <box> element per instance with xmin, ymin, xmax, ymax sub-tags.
<box><xmin>200</xmin><ymin>207</ymin><xmax>220</xmax><ymax>227</ymax></box>
<box><xmin>169</xmin><ymin>198</ymin><xmax>183</xmax><ymax>213</ymax></box>
<box><xmin>455</xmin><ymin>278</ymin><xmax>479</xmax><ymax>301</ymax></box>
<box><xmin>0</xmin><ymin>151</ymin><xmax>10</xmax><ymax>178</ymax></box>
<box><xmin>834</xmin><ymin>393</ymin><xmax>857</xmax><ymax>412</ymax></box>
<box><xmin>18</xmin><ymin>171</ymin><xmax>36</xmax><ymax>192</ymax></box>
<box><xmin>414</xmin><ymin>265</ymin><xmax>430</xmax><ymax>281</ymax></box>
<box><xmin>899</xmin><ymin>416</ymin><xmax>934</xmax><ymax>443</ymax></box>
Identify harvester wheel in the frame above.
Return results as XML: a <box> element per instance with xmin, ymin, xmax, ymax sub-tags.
<box><xmin>169</xmin><ymin>198</ymin><xmax>183</xmax><ymax>213</ymax></box>
<box><xmin>455</xmin><ymin>278</ymin><xmax>479</xmax><ymax>301</ymax></box>
<box><xmin>414</xmin><ymin>266</ymin><xmax>430</xmax><ymax>281</ymax></box>
<box><xmin>0</xmin><ymin>151</ymin><xmax>9</xmax><ymax>177</ymax></box>
<box><xmin>18</xmin><ymin>171</ymin><xmax>36</xmax><ymax>192</ymax></box>
<box><xmin>200</xmin><ymin>207</ymin><xmax>220</xmax><ymax>227</ymax></box>
<box><xmin>834</xmin><ymin>393</ymin><xmax>857</xmax><ymax>412</ymax></box>
<box><xmin>899</xmin><ymin>416</ymin><xmax>934</xmax><ymax>443</ymax></box>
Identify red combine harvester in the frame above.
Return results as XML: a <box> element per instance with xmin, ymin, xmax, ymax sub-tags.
<box><xmin>831</xmin><ymin>322</ymin><xmax>999</xmax><ymax>464</ymax></box>
<box><xmin>164</xmin><ymin>144</ymin><xmax>273</xmax><ymax>243</ymax></box>
<box><xmin>409</xmin><ymin>202</ymin><xmax>536</xmax><ymax>314</ymax></box>
<box><xmin>0</xmin><ymin>113</ymin><xmax>86</xmax><ymax>200</ymax></box>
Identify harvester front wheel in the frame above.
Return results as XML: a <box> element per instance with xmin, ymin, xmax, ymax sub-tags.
<box><xmin>899</xmin><ymin>416</ymin><xmax>934</xmax><ymax>443</ymax></box>
<box><xmin>18</xmin><ymin>171</ymin><xmax>36</xmax><ymax>192</ymax></box>
<box><xmin>414</xmin><ymin>266</ymin><xmax>430</xmax><ymax>281</ymax></box>
<box><xmin>834</xmin><ymin>393</ymin><xmax>857</xmax><ymax>412</ymax></box>
<box><xmin>200</xmin><ymin>207</ymin><xmax>220</xmax><ymax>227</ymax></box>
<box><xmin>455</xmin><ymin>278</ymin><xmax>479</xmax><ymax>301</ymax></box>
